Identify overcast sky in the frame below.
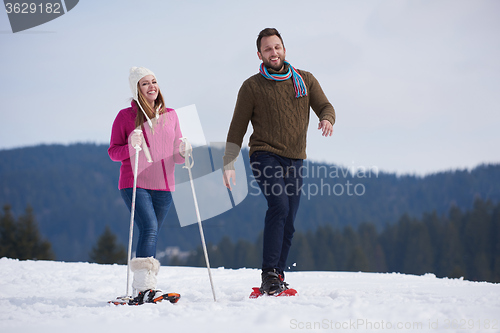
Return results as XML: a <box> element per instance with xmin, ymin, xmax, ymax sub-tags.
<box><xmin>1</xmin><ymin>0</ymin><xmax>499</xmax><ymax>175</ymax></box>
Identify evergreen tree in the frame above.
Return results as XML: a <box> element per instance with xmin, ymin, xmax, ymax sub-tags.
<box><xmin>312</xmin><ymin>226</ymin><xmax>337</xmax><ymax>271</ymax></box>
<box><xmin>436</xmin><ymin>217</ymin><xmax>464</xmax><ymax>279</ymax></box>
<box><xmin>491</xmin><ymin>204</ymin><xmax>500</xmax><ymax>282</ymax></box>
<box><xmin>288</xmin><ymin>232</ymin><xmax>316</xmax><ymax>271</ymax></box>
<box><xmin>0</xmin><ymin>204</ymin><xmax>54</xmax><ymax>260</ymax></box>
<box><xmin>462</xmin><ymin>199</ymin><xmax>494</xmax><ymax>281</ymax></box>
<box><xmin>345</xmin><ymin>246</ymin><xmax>370</xmax><ymax>272</ymax></box>
<box><xmin>0</xmin><ymin>205</ymin><xmax>17</xmax><ymax>258</ymax></box>
<box><xmin>16</xmin><ymin>206</ymin><xmax>54</xmax><ymax>260</ymax></box>
<box><xmin>89</xmin><ymin>226</ymin><xmax>127</xmax><ymax>264</ymax></box>
<box><xmin>379</xmin><ymin>222</ymin><xmax>398</xmax><ymax>273</ymax></box>
<box><xmin>210</xmin><ymin>236</ymin><xmax>236</xmax><ymax>268</ymax></box>
<box><xmin>358</xmin><ymin>223</ymin><xmax>386</xmax><ymax>272</ymax></box>
<box><xmin>336</xmin><ymin>225</ymin><xmax>358</xmax><ymax>271</ymax></box>
<box><xmin>403</xmin><ymin>217</ymin><xmax>434</xmax><ymax>275</ymax></box>
<box><xmin>184</xmin><ymin>243</ymin><xmax>214</xmax><ymax>268</ymax></box>
<box><xmin>234</xmin><ymin>239</ymin><xmax>260</xmax><ymax>268</ymax></box>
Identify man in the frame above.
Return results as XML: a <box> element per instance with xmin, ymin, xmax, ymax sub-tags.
<box><xmin>223</xmin><ymin>28</ymin><xmax>335</xmax><ymax>295</ymax></box>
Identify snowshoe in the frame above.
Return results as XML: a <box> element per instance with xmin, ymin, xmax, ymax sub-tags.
<box><xmin>108</xmin><ymin>296</ymin><xmax>131</xmax><ymax>305</ymax></box>
<box><xmin>250</xmin><ymin>270</ymin><xmax>297</xmax><ymax>298</ymax></box>
<box><xmin>249</xmin><ymin>287</ymin><xmax>297</xmax><ymax>298</ymax></box>
<box><xmin>109</xmin><ymin>290</ymin><xmax>180</xmax><ymax>305</ymax></box>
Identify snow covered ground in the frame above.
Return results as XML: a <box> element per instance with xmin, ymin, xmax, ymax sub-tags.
<box><xmin>1</xmin><ymin>258</ymin><xmax>499</xmax><ymax>333</ymax></box>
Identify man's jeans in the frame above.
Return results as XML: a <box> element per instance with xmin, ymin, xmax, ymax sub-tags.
<box><xmin>120</xmin><ymin>188</ymin><xmax>173</xmax><ymax>258</ymax></box>
<box><xmin>250</xmin><ymin>151</ymin><xmax>303</xmax><ymax>273</ymax></box>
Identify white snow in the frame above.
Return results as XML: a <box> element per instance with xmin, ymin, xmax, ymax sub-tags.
<box><xmin>1</xmin><ymin>258</ymin><xmax>499</xmax><ymax>333</ymax></box>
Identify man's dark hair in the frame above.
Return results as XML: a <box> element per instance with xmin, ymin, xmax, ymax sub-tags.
<box><xmin>257</xmin><ymin>28</ymin><xmax>284</xmax><ymax>53</ymax></box>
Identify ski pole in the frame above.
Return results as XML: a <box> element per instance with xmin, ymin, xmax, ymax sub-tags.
<box><xmin>125</xmin><ymin>129</ymin><xmax>143</xmax><ymax>299</ymax></box>
<box><xmin>181</xmin><ymin>138</ymin><xmax>217</xmax><ymax>302</ymax></box>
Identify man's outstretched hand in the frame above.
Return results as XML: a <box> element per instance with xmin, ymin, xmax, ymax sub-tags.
<box><xmin>318</xmin><ymin>120</ymin><xmax>333</xmax><ymax>137</ymax></box>
<box><xmin>223</xmin><ymin>169</ymin><xmax>236</xmax><ymax>191</ymax></box>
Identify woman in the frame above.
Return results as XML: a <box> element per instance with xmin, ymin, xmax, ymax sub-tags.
<box><xmin>108</xmin><ymin>67</ymin><xmax>186</xmax><ymax>305</ymax></box>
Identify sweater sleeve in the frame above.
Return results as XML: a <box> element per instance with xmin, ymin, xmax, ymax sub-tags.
<box><xmin>223</xmin><ymin>79</ymin><xmax>254</xmax><ymax>170</ymax></box>
<box><xmin>108</xmin><ymin>110</ymin><xmax>132</xmax><ymax>162</ymax></box>
<box><xmin>306</xmin><ymin>72</ymin><xmax>336</xmax><ymax>126</ymax></box>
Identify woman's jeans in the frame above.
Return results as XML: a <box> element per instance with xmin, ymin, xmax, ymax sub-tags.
<box><xmin>250</xmin><ymin>151</ymin><xmax>303</xmax><ymax>273</ymax></box>
<box><xmin>120</xmin><ymin>188</ymin><xmax>173</xmax><ymax>258</ymax></box>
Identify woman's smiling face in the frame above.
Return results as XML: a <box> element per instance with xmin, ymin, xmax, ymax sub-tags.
<box><xmin>138</xmin><ymin>75</ymin><xmax>159</xmax><ymax>105</ymax></box>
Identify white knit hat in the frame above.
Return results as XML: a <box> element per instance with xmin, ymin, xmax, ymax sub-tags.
<box><xmin>129</xmin><ymin>67</ymin><xmax>156</xmax><ymax>101</ymax></box>
<box><xmin>128</xmin><ymin>67</ymin><xmax>157</xmax><ymax>128</ymax></box>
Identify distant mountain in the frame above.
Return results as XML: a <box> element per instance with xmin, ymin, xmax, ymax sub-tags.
<box><xmin>1</xmin><ymin>143</ymin><xmax>499</xmax><ymax>261</ymax></box>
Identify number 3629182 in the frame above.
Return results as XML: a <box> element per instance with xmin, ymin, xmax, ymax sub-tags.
<box><xmin>5</xmin><ymin>2</ymin><xmax>62</xmax><ymax>14</ymax></box>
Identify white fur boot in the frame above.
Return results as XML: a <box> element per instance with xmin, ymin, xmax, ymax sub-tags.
<box><xmin>130</xmin><ymin>257</ymin><xmax>160</xmax><ymax>295</ymax></box>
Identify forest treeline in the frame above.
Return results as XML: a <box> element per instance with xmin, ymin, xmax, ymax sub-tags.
<box><xmin>183</xmin><ymin>198</ymin><xmax>500</xmax><ymax>283</ymax></box>
<box><xmin>0</xmin><ymin>205</ymin><xmax>55</xmax><ymax>260</ymax></box>
<box><xmin>1</xmin><ymin>143</ymin><xmax>499</xmax><ymax>261</ymax></box>
<box><xmin>2</xmin><ymin>198</ymin><xmax>499</xmax><ymax>283</ymax></box>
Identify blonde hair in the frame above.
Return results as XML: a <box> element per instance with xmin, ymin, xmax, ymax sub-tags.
<box><xmin>134</xmin><ymin>83</ymin><xmax>166</xmax><ymax>128</ymax></box>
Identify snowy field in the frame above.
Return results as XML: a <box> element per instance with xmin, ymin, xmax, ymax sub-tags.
<box><xmin>1</xmin><ymin>258</ymin><xmax>499</xmax><ymax>333</ymax></box>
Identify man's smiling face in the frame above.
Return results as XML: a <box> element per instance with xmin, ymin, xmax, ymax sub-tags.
<box><xmin>258</xmin><ymin>35</ymin><xmax>286</xmax><ymax>71</ymax></box>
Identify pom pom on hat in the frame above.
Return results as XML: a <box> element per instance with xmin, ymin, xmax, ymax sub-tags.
<box><xmin>129</xmin><ymin>67</ymin><xmax>156</xmax><ymax>101</ymax></box>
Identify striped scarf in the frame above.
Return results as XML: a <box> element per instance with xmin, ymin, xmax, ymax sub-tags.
<box><xmin>259</xmin><ymin>61</ymin><xmax>307</xmax><ymax>98</ymax></box>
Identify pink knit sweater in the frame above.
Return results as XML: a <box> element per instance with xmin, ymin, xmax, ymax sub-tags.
<box><xmin>108</xmin><ymin>102</ymin><xmax>184</xmax><ymax>191</ymax></box>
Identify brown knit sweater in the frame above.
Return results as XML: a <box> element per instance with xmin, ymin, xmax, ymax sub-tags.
<box><xmin>223</xmin><ymin>65</ymin><xmax>336</xmax><ymax>170</ymax></box>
